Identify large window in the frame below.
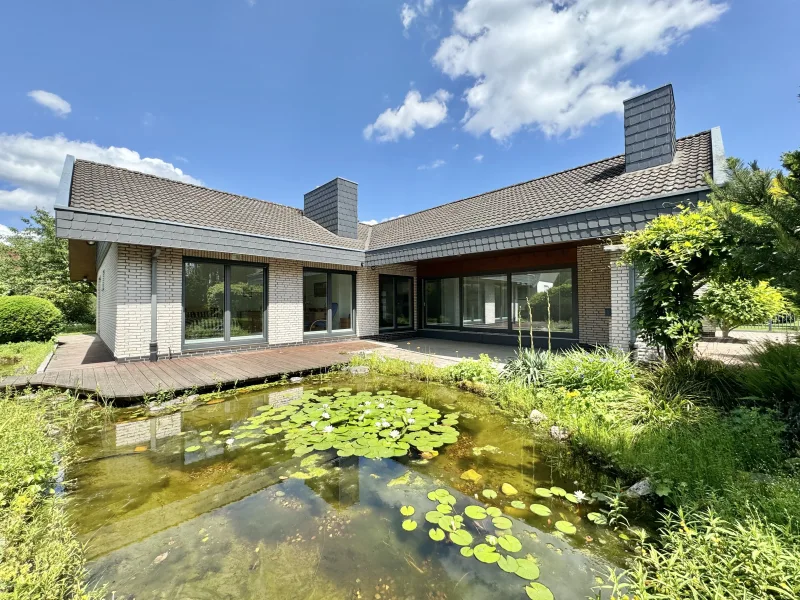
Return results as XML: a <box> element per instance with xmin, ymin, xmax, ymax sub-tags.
<box><xmin>511</xmin><ymin>269</ymin><xmax>573</xmax><ymax>332</ymax></box>
<box><xmin>462</xmin><ymin>275</ymin><xmax>508</xmax><ymax>329</ymax></box>
<box><xmin>380</xmin><ymin>275</ymin><xmax>413</xmax><ymax>330</ymax></box>
<box><xmin>304</xmin><ymin>269</ymin><xmax>355</xmax><ymax>334</ymax></box>
<box><xmin>184</xmin><ymin>260</ymin><xmax>266</xmax><ymax>345</ymax></box>
<box><xmin>424</xmin><ymin>278</ymin><xmax>459</xmax><ymax>326</ymax></box>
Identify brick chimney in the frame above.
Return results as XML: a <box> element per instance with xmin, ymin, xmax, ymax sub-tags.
<box><xmin>303</xmin><ymin>178</ymin><xmax>358</xmax><ymax>239</ymax></box>
<box><xmin>624</xmin><ymin>84</ymin><xmax>676</xmax><ymax>172</ymax></box>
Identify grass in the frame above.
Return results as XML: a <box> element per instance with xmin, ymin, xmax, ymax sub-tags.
<box><xmin>60</xmin><ymin>323</ymin><xmax>96</xmax><ymax>335</ymax></box>
<box><xmin>0</xmin><ymin>388</ymin><xmax>102</xmax><ymax>599</ymax></box>
<box><xmin>349</xmin><ymin>346</ymin><xmax>800</xmax><ymax>599</ymax></box>
<box><xmin>0</xmin><ymin>340</ymin><xmax>54</xmax><ymax>377</ymax></box>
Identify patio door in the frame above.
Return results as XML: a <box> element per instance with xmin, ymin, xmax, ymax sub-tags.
<box><xmin>379</xmin><ymin>275</ymin><xmax>413</xmax><ymax>331</ymax></box>
<box><xmin>183</xmin><ymin>259</ymin><xmax>267</xmax><ymax>347</ymax></box>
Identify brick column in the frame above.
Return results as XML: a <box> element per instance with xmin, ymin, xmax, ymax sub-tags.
<box><xmin>605</xmin><ymin>245</ymin><xmax>633</xmax><ymax>353</ymax></box>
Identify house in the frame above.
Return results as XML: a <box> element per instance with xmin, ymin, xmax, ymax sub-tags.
<box><xmin>55</xmin><ymin>84</ymin><xmax>726</xmax><ymax>362</ymax></box>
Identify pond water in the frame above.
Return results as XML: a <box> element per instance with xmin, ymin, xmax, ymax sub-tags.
<box><xmin>68</xmin><ymin>375</ymin><xmax>649</xmax><ymax>600</ymax></box>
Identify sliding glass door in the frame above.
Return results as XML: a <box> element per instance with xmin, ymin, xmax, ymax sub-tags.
<box><xmin>379</xmin><ymin>275</ymin><xmax>413</xmax><ymax>331</ymax></box>
<box><xmin>303</xmin><ymin>269</ymin><xmax>356</xmax><ymax>335</ymax></box>
<box><xmin>183</xmin><ymin>259</ymin><xmax>267</xmax><ymax>346</ymax></box>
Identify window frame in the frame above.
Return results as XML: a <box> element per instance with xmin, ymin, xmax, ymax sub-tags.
<box><xmin>181</xmin><ymin>257</ymin><xmax>268</xmax><ymax>350</ymax></box>
<box><xmin>302</xmin><ymin>267</ymin><xmax>357</xmax><ymax>338</ymax></box>
<box><xmin>379</xmin><ymin>274</ymin><xmax>414</xmax><ymax>332</ymax></box>
<box><xmin>420</xmin><ymin>264</ymin><xmax>578</xmax><ymax>338</ymax></box>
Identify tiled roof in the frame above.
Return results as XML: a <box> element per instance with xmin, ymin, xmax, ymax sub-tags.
<box><xmin>367</xmin><ymin>131</ymin><xmax>712</xmax><ymax>250</ymax></box>
<box><xmin>68</xmin><ymin>160</ymin><xmax>366</xmax><ymax>250</ymax></box>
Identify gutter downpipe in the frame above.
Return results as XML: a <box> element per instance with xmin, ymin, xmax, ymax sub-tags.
<box><xmin>150</xmin><ymin>248</ymin><xmax>161</xmax><ymax>362</ymax></box>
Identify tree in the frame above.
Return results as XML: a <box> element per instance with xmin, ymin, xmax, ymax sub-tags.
<box><xmin>707</xmin><ymin>151</ymin><xmax>800</xmax><ymax>298</ymax></box>
<box><xmin>700</xmin><ymin>279</ymin><xmax>788</xmax><ymax>338</ymax></box>
<box><xmin>0</xmin><ymin>209</ymin><xmax>95</xmax><ymax>323</ymax></box>
<box><xmin>622</xmin><ymin>207</ymin><xmax>731</xmax><ymax>360</ymax></box>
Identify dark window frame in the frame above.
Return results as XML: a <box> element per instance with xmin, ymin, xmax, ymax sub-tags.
<box><xmin>181</xmin><ymin>257</ymin><xmax>268</xmax><ymax>350</ymax></box>
<box><xmin>379</xmin><ymin>274</ymin><xmax>414</xmax><ymax>331</ymax></box>
<box><xmin>420</xmin><ymin>264</ymin><xmax>579</xmax><ymax>339</ymax></box>
<box><xmin>302</xmin><ymin>268</ymin><xmax>357</xmax><ymax>337</ymax></box>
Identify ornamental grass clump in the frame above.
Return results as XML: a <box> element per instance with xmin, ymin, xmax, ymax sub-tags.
<box><xmin>542</xmin><ymin>347</ymin><xmax>637</xmax><ymax>391</ymax></box>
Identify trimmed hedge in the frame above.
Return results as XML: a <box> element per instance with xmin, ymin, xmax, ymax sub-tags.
<box><xmin>0</xmin><ymin>296</ymin><xmax>63</xmax><ymax>343</ymax></box>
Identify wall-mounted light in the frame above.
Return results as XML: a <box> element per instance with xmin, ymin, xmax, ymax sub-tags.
<box><xmin>82</xmin><ymin>276</ymin><xmax>88</xmax><ymax>283</ymax></box>
<box><xmin>87</xmin><ymin>241</ymin><xmax>96</xmax><ymax>246</ymax></box>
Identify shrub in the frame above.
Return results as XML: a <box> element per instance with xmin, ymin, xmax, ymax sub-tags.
<box><xmin>0</xmin><ymin>296</ymin><xmax>63</xmax><ymax>343</ymax></box>
<box><xmin>443</xmin><ymin>354</ymin><xmax>499</xmax><ymax>385</ymax></box>
<box><xmin>638</xmin><ymin>357</ymin><xmax>745</xmax><ymax>411</ymax></box>
<box><xmin>701</xmin><ymin>279</ymin><xmax>787</xmax><ymax>337</ymax></box>
<box><xmin>740</xmin><ymin>341</ymin><xmax>800</xmax><ymax>441</ymax></box>
<box><xmin>725</xmin><ymin>408</ymin><xmax>786</xmax><ymax>472</ymax></box>
<box><xmin>543</xmin><ymin>347</ymin><xmax>637</xmax><ymax>391</ymax></box>
<box><xmin>609</xmin><ymin>508</ymin><xmax>800</xmax><ymax>599</ymax></box>
<box><xmin>501</xmin><ymin>348</ymin><xmax>551</xmax><ymax>386</ymax></box>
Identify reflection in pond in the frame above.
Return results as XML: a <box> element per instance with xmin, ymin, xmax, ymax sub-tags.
<box><xmin>69</xmin><ymin>376</ymin><xmax>642</xmax><ymax>599</ymax></box>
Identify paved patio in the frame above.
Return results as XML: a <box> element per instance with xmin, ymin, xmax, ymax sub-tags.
<box><xmin>1</xmin><ymin>334</ymin><xmax>380</xmax><ymax>400</ymax></box>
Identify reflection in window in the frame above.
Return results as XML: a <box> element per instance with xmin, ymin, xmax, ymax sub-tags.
<box><xmin>462</xmin><ymin>275</ymin><xmax>508</xmax><ymax>329</ymax></box>
<box><xmin>184</xmin><ymin>262</ymin><xmax>225</xmax><ymax>341</ymax></box>
<box><xmin>379</xmin><ymin>277</ymin><xmax>395</xmax><ymax>329</ymax></box>
<box><xmin>303</xmin><ymin>270</ymin><xmax>355</xmax><ymax>334</ymax></box>
<box><xmin>511</xmin><ymin>269</ymin><xmax>573</xmax><ymax>332</ymax></box>
<box><xmin>395</xmin><ymin>277</ymin><xmax>412</xmax><ymax>328</ymax></box>
<box><xmin>425</xmin><ymin>278</ymin><xmax>459</xmax><ymax>326</ymax></box>
<box><xmin>303</xmin><ymin>271</ymin><xmax>328</xmax><ymax>333</ymax></box>
<box><xmin>331</xmin><ymin>273</ymin><xmax>354</xmax><ymax>331</ymax></box>
<box><xmin>380</xmin><ymin>275</ymin><xmax>413</xmax><ymax>330</ymax></box>
<box><xmin>230</xmin><ymin>265</ymin><xmax>264</xmax><ymax>338</ymax></box>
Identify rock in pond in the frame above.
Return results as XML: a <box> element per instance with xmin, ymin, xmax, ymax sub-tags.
<box><xmin>529</xmin><ymin>409</ymin><xmax>547</xmax><ymax>424</ymax></box>
<box><xmin>289</xmin><ymin>376</ymin><xmax>304</xmax><ymax>383</ymax></box>
<box><xmin>347</xmin><ymin>366</ymin><xmax>370</xmax><ymax>375</ymax></box>
<box><xmin>626</xmin><ymin>478</ymin><xmax>653</xmax><ymax>498</ymax></box>
<box><xmin>549</xmin><ymin>425</ymin><xmax>570</xmax><ymax>441</ymax></box>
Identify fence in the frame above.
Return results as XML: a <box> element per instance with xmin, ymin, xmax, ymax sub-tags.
<box><xmin>740</xmin><ymin>312</ymin><xmax>799</xmax><ymax>333</ymax></box>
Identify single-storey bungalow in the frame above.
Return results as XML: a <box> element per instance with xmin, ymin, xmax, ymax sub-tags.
<box><xmin>55</xmin><ymin>84</ymin><xmax>726</xmax><ymax>362</ymax></box>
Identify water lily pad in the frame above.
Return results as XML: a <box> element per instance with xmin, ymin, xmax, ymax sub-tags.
<box><xmin>185</xmin><ymin>445</ymin><xmax>202</xmax><ymax>452</ymax></box>
<box><xmin>525</xmin><ymin>582</ymin><xmax>554</xmax><ymax>600</ymax></box>
<box><xmin>565</xmin><ymin>493</ymin><xmax>579</xmax><ymax>504</ymax></box>
<box><xmin>498</xmin><ymin>534</ymin><xmax>522</xmax><ymax>553</ymax></box>
<box><xmin>438</xmin><ymin>515</ymin><xmax>457</xmax><ymax>533</ymax></box>
<box><xmin>510</xmin><ymin>500</ymin><xmax>527</xmax><ymax>510</ymax></box>
<box><xmin>529</xmin><ymin>504</ymin><xmax>552</xmax><ymax>517</ymax></box>
<box><xmin>492</xmin><ymin>516</ymin><xmax>513</xmax><ymax>530</ymax></box>
<box><xmin>482</xmin><ymin>489</ymin><xmax>497</xmax><ymax>499</ymax></box>
<box><xmin>515</xmin><ymin>558</ymin><xmax>540</xmax><ymax>581</ymax></box>
<box><xmin>486</xmin><ymin>506</ymin><xmax>503</xmax><ymax>518</ymax></box>
<box><xmin>555</xmin><ymin>520</ymin><xmax>577</xmax><ymax>535</ymax></box>
<box><xmin>436</xmin><ymin>503</ymin><xmax>452</xmax><ymax>514</ymax></box>
<box><xmin>400</xmin><ymin>505</ymin><xmax>415</xmax><ymax>517</ymax></box>
<box><xmin>429</xmin><ymin>528</ymin><xmax>445</xmax><ymax>542</ymax></box>
<box><xmin>549</xmin><ymin>486</ymin><xmax>567</xmax><ymax>497</ymax></box>
<box><xmin>219</xmin><ymin>430</ymin><xmax>232</xmax><ymax>435</ymax></box>
<box><xmin>460</xmin><ymin>547</ymin><xmax>474</xmax><ymax>558</ymax></box>
<box><xmin>501</xmin><ymin>483</ymin><xmax>518</xmax><ymax>496</ymax></box>
<box><xmin>587</xmin><ymin>512</ymin><xmax>607</xmax><ymax>525</ymax></box>
<box><xmin>460</xmin><ymin>469</ymin><xmax>483</xmax><ymax>483</ymax></box>
<box><xmin>425</xmin><ymin>511</ymin><xmax>443</xmax><ymax>524</ymax></box>
<box><xmin>464</xmin><ymin>505</ymin><xmax>488</xmax><ymax>520</ymax></box>
<box><xmin>473</xmin><ymin>544</ymin><xmax>500</xmax><ymax>564</ymax></box>
<box><xmin>402</xmin><ymin>519</ymin><xmax>417</xmax><ymax>531</ymax></box>
<box><xmin>535</xmin><ymin>488</ymin><xmax>553</xmax><ymax>498</ymax></box>
<box><xmin>427</xmin><ymin>491</ymin><xmax>438</xmax><ymax>501</ymax></box>
<box><xmin>449</xmin><ymin>529</ymin><xmax>473</xmax><ymax>546</ymax></box>
<box><xmin>497</xmin><ymin>555</ymin><xmax>519</xmax><ymax>573</ymax></box>
<box><xmin>200</xmin><ymin>430</ymin><xmax>212</xmax><ymax>436</ymax></box>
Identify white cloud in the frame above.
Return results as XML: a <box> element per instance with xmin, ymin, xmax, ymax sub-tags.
<box><xmin>433</xmin><ymin>0</ymin><xmax>727</xmax><ymax>140</ymax></box>
<box><xmin>27</xmin><ymin>90</ymin><xmax>72</xmax><ymax>117</ymax></box>
<box><xmin>418</xmin><ymin>159</ymin><xmax>446</xmax><ymax>170</ymax></box>
<box><xmin>173</xmin><ymin>154</ymin><xmax>189</xmax><ymax>163</ymax></box>
<box><xmin>452</xmin><ymin>143</ymin><xmax>459</xmax><ymax>150</ymax></box>
<box><xmin>0</xmin><ymin>133</ymin><xmax>201</xmax><ymax>212</ymax></box>
<box><xmin>401</xmin><ymin>4</ymin><xmax>418</xmax><ymax>31</ymax></box>
<box><xmin>0</xmin><ymin>224</ymin><xmax>12</xmax><ymax>241</ymax></box>
<box><xmin>364</xmin><ymin>89</ymin><xmax>451</xmax><ymax>142</ymax></box>
<box><xmin>361</xmin><ymin>214</ymin><xmax>406</xmax><ymax>226</ymax></box>
<box><xmin>474</xmin><ymin>154</ymin><xmax>484</xmax><ymax>162</ymax></box>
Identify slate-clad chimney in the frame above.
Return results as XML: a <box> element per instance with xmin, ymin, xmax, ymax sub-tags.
<box><xmin>303</xmin><ymin>177</ymin><xmax>359</xmax><ymax>239</ymax></box>
<box><xmin>624</xmin><ymin>84</ymin><xmax>676</xmax><ymax>172</ymax></box>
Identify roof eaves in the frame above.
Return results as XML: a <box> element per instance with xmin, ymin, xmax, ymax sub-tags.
<box><xmin>367</xmin><ymin>184</ymin><xmax>710</xmax><ymax>253</ymax></box>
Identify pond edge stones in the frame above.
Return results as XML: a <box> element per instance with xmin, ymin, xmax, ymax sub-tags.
<box><xmin>529</xmin><ymin>410</ymin><xmax>547</xmax><ymax>425</ymax></box>
<box><xmin>346</xmin><ymin>366</ymin><xmax>370</xmax><ymax>376</ymax></box>
<box><xmin>549</xmin><ymin>425</ymin><xmax>570</xmax><ymax>441</ymax></box>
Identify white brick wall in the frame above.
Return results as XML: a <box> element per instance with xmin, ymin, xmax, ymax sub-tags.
<box><xmin>96</xmin><ymin>243</ymin><xmax>118</xmax><ymax>355</ymax></box>
<box><xmin>107</xmin><ymin>244</ymin><xmax>417</xmax><ymax>359</ymax></box>
<box><xmin>577</xmin><ymin>244</ymin><xmax>611</xmax><ymax>346</ymax></box>
<box><xmin>606</xmin><ymin>247</ymin><xmax>633</xmax><ymax>352</ymax></box>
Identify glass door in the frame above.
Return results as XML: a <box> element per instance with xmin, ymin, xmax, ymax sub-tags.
<box><xmin>303</xmin><ymin>269</ymin><xmax>355</xmax><ymax>335</ymax></box>
<box><xmin>380</xmin><ymin>275</ymin><xmax>413</xmax><ymax>330</ymax></box>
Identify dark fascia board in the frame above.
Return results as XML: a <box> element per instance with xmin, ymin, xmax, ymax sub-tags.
<box><xmin>364</xmin><ymin>188</ymin><xmax>707</xmax><ymax>266</ymax></box>
<box><xmin>55</xmin><ymin>206</ymin><xmax>366</xmax><ymax>267</ymax></box>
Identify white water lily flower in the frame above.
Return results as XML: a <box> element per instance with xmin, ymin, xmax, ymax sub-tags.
<box><xmin>382</xmin><ymin>421</ymin><xmax>390</xmax><ymax>428</ymax></box>
<box><xmin>375</xmin><ymin>421</ymin><xmax>384</xmax><ymax>428</ymax></box>
<box><xmin>574</xmin><ymin>490</ymin><xmax>587</xmax><ymax>503</ymax></box>
<box><xmin>389</xmin><ymin>430</ymin><xmax>400</xmax><ymax>439</ymax></box>
<box><xmin>322</xmin><ymin>403</ymin><xmax>329</xmax><ymax>408</ymax></box>
<box><xmin>364</xmin><ymin>401</ymin><xmax>372</xmax><ymax>406</ymax></box>
<box><xmin>323</xmin><ymin>425</ymin><xmax>334</xmax><ymax>433</ymax></box>
<box><xmin>310</xmin><ymin>421</ymin><xmax>318</xmax><ymax>428</ymax></box>
<box><xmin>364</xmin><ymin>409</ymin><xmax>371</xmax><ymax>415</ymax></box>
<box><xmin>408</xmin><ymin>418</ymin><xmax>415</xmax><ymax>424</ymax></box>
<box><xmin>406</xmin><ymin>408</ymin><xmax>413</xmax><ymax>414</ymax></box>
<box><xmin>225</xmin><ymin>438</ymin><xmax>234</xmax><ymax>445</ymax></box>
<box><xmin>322</xmin><ymin>412</ymin><xmax>330</xmax><ymax>419</ymax></box>
<box><xmin>378</xmin><ymin>403</ymin><xmax>385</xmax><ymax>409</ymax></box>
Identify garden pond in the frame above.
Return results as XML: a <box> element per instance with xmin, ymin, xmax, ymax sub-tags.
<box><xmin>68</xmin><ymin>375</ymin><xmax>654</xmax><ymax>600</ymax></box>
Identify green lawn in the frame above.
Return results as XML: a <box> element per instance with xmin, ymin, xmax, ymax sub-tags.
<box><xmin>0</xmin><ymin>340</ymin><xmax>54</xmax><ymax>377</ymax></box>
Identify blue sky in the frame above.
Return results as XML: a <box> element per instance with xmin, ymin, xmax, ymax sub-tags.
<box><xmin>1</xmin><ymin>0</ymin><xmax>798</xmax><ymax>233</ymax></box>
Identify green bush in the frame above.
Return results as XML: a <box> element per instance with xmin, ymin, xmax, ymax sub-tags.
<box><xmin>443</xmin><ymin>354</ymin><xmax>499</xmax><ymax>385</ymax></box>
<box><xmin>639</xmin><ymin>357</ymin><xmax>745</xmax><ymax>411</ymax></box>
<box><xmin>701</xmin><ymin>279</ymin><xmax>787</xmax><ymax>337</ymax></box>
<box><xmin>542</xmin><ymin>347</ymin><xmax>637</xmax><ymax>391</ymax></box>
<box><xmin>740</xmin><ymin>341</ymin><xmax>800</xmax><ymax>442</ymax></box>
<box><xmin>0</xmin><ymin>296</ymin><xmax>63</xmax><ymax>343</ymax></box>
<box><xmin>501</xmin><ymin>348</ymin><xmax>552</xmax><ymax>386</ymax></box>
